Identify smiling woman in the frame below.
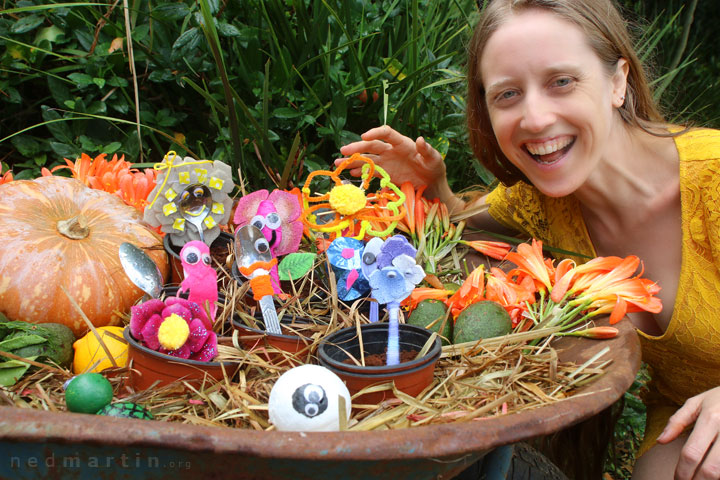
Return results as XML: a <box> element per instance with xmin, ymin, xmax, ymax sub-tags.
<box><xmin>339</xmin><ymin>0</ymin><xmax>720</xmax><ymax>479</ymax></box>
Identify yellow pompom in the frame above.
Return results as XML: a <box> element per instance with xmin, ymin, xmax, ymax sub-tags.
<box><xmin>157</xmin><ymin>314</ymin><xmax>190</xmax><ymax>350</ymax></box>
<box><xmin>72</xmin><ymin>326</ymin><xmax>128</xmax><ymax>374</ymax></box>
<box><xmin>329</xmin><ymin>184</ymin><xmax>366</xmax><ymax>215</ymax></box>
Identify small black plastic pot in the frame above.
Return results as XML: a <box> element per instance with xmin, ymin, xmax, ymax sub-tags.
<box><xmin>231</xmin><ymin>314</ymin><xmax>327</xmax><ymax>366</ymax></box>
<box><xmin>317</xmin><ymin>323</ymin><xmax>442</xmax><ymax>404</ymax></box>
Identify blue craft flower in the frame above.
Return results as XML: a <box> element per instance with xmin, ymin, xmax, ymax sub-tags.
<box><xmin>327</xmin><ymin>237</ymin><xmax>364</xmax><ymax>269</ymax></box>
<box><xmin>375</xmin><ymin>235</ymin><xmax>417</xmax><ymax>269</ymax></box>
<box><xmin>369</xmin><ymin>254</ymin><xmax>425</xmax><ymax>305</ymax></box>
<box><xmin>327</xmin><ymin>237</ymin><xmax>370</xmax><ymax>301</ymax></box>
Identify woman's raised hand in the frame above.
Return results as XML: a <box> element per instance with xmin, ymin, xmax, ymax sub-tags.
<box><xmin>657</xmin><ymin>386</ymin><xmax>720</xmax><ymax>479</ymax></box>
<box><xmin>338</xmin><ymin>126</ymin><xmax>445</xmax><ymax>190</ymax></box>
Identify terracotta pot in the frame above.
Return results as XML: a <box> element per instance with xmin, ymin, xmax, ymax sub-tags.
<box><xmin>123</xmin><ymin>327</ymin><xmax>238</xmax><ymax>390</ymax></box>
<box><xmin>231</xmin><ymin>314</ymin><xmax>325</xmax><ymax>366</ymax></box>
<box><xmin>164</xmin><ymin>231</ymin><xmax>233</xmax><ymax>285</ymax></box>
<box><xmin>317</xmin><ymin>323</ymin><xmax>442</xmax><ymax>404</ymax></box>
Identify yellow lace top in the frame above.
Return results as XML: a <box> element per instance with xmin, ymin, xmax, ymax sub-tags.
<box><xmin>485</xmin><ymin>128</ymin><xmax>720</xmax><ymax>453</ymax></box>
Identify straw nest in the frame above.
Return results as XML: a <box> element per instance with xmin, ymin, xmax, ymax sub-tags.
<box><xmin>0</xmin><ymin>250</ymin><xmax>610</xmax><ymax>432</ymax></box>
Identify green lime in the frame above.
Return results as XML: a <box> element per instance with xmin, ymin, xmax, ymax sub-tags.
<box><xmin>453</xmin><ymin>300</ymin><xmax>512</xmax><ymax>344</ymax></box>
<box><xmin>408</xmin><ymin>299</ymin><xmax>452</xmax><ymax>345</ymax></box>
<box><xmin>65</xmin><ymin>373</ymin><xmax>113</xmax><ymax>414</ymax></box>
<box><xmin>97</xmin><ymin>402</ymin><xmax>153</xmax><ymax>420</ymax></box>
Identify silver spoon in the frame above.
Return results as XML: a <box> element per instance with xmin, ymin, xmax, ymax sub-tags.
<box><xmin>234</xmin><ymin>225</ymin><xmax>282</xmax><ymax>335</ymax></box>
<box><xmin>119</xmin><ymin>242</ymin><xmax>163</xmax><ymax>299</ymax></box>
<box><xmin>177</xmin><ymin>184</ymin><xmax>213</xmax><ymax>243</ymax></box>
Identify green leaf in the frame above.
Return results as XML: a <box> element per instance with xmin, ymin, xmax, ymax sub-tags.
<box><xmin>41</xmin><ymin>106</ymin><xmax>72</xmax><ymax>143</ymax></box>
<box><xmin>10</xmin><ymin>14</ymin><xmax>44</xmax><ymax>34</ymax></box>
<box><xmin>107</xmin><ymin>76</ymin><xmax>128</xmax><ymax>88</ymax></box>
<box><xmin>92</xmin><ymin>77</ymin><xmax>106</xmax><ymax>89</ymax></box>
<box><xmin>0</xmin><ymin>334</ymin><xmax>47</xmax><ymax>352</ymax></box>
<box><xmin>151</xmin><ymin>3</ymin><xmax>191</xmax><ymax>21</ymax></box>
<box><xmin>0</xmin><ymin>358</ymin><xmax>36</xmax><ymax>387</ymax></box>
<box><xmin>49</xmin><ymin>141</ymin><xmax>79</xmax><ymax>158</ymax></box>
<box><xmin>216</xmin><ymin>22</ymin><xmax>241</xmax><ymax>37</ymax></box>
<box><xmin>67</xmin><ymin>72</ymin><xmax>93</xmax><ymax>88</ymax></box>
<box><xmin>10</xmin><ymin>135</ymin><xmax>41</xmax><ymax>157</ymax></box>
<box><xmin>34</xmin><ymin>25</ymin><xmax>64</xmax><ymax>44</ymax></box>
<box><xmin>273</xmin><ymin>107</ymin><xmax>302</xmax><ymax>119</ymax></box>
<box><xmin>278</xmin><ymin>252</ymin><xmax>317</xmax><ymax>281</ymax></box>
<box><xmin>103</xmin><ymin>141</ymin><xmax>122</xmax><ymax>154</ymax></box>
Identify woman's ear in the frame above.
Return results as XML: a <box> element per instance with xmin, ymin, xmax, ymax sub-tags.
<box><xmin>612</xmin><ymin>58</ymin><xmax>629</xmax><ymax>108</ymax></box>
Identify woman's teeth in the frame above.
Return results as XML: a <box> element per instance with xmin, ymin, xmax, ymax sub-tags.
<box><xmin>525</xmin><ymin>137</ymin><xmax>572</xmax><ymax>156</ymax></box>
<box><xmin>525</xmin><ymin>137</ymin><xmax>574</xmax><ymax>164</ymax></box>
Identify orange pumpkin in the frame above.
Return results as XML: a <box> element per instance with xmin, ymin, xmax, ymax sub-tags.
<box><xmin>0</xmin><ymin>176</ymin><xmax>169</xmax><ymax>336</ymax></box>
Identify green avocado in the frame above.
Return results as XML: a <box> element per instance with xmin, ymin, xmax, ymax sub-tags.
<box><xmin>452</xmin><ymin>300</ymin><xmax>512</xmax><ymax>344</ymax></box>
<box><xmin>407</xmin><ymin>299</ymin><xmax>452</xmax><ymax>345</ymax></box>
<box><xmin>0</xmin><ymin>321</ymin><xmax>75</xmax><ymax>368</ymax></box>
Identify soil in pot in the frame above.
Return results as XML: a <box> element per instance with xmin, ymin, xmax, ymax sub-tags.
<box><xmin>344</xmin><ymin>349</ymin><xmax>420</xmax><ymax>366</ymax></box>
<box><xmin>318</xmin><ymin>323</ymin><xmax>442</xmax><ymax>405</ymax></box>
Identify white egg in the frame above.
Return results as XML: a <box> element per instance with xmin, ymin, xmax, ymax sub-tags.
<box><xmin>268</xmin><ymin>365</ymin><xmax>351</xmax><ymax>432</ymax></box>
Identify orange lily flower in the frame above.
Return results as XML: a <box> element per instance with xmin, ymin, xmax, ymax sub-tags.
<box><xmin>505</xmin><ymin>239</ymin><xmax>552</xmax><ymax>291</ymax></box>
<box><xmin>401</xmin><ymin>287</ymin><xmax>453</xmax><ymax>313</ymax></box>
<box><xmin>413</xmin><ymin>193</ymin><xmax>426</xmax><ymax>236</ymax></box>
<box><xmin>574</xmin><ymin>277</ymin><xmax>662</xmax><ymax>324</ymax></box>
<box><xmin>461</xmin><ymin>240</ymin><xmax>512</xmax><ymax>261</ymax></box>
<box><xmin>400</xmin><ymin>182</ymin><xmax>416</xmax><ymax>236</ymax></box>
<box><xmin>485</xmin><ymin>268</ymin><xmax>535</xmax><ymax>326</ymax></box>
<box><xmin>560</xmin><ymin>326</ymin><xmax>619</xmax><ymax>339</ymax></box>
<box><xmin>446</xmin><ymin>264</ymin><xmax>485</xmax><ymax>318</ymax></box>
<box><xmin>570</xmin><ymin>255</ymin><xmax>642</xmax><ymax>296</ymax></box>
<box><xmin>0</xmin><ymin>166</ymin><xmax>13</xmax><ymax>185</ymax></box>
<box><xmin>549</xmin><ymin>258</ymin><xmax>576</xmax><ymax>302</ymax></box>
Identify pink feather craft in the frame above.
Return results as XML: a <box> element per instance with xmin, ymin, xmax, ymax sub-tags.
<box><xmin>233</xmin><ymin>189</ymin><xmax>303</xmax><ymax>294</ymax></box>
<box><xmin>178</xmin><ymin>241</ymin><xmax>218</xmax><ymax>321</ymax></box>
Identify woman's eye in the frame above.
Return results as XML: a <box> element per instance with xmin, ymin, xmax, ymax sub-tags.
<box><xmin>552</xmin><ymin>77</ymin><xmax>573</xmax><ymax>88</ymax></box>
<box><xmin>493</xmin><ymin>89</ymin><xmax>518</xmax><ymax>105</ymax></box>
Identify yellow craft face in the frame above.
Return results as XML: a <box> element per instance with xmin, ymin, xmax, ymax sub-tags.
<box><xmin>328</xmin><ymin>184</ymin><xmax>367</xmax><ymax>215</ymax></box>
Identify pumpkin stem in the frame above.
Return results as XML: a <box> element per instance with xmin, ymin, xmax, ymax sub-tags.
<box><xmin>57</xmin><ymin>215</ymin><xmax>90</xmax><ymax>240</ymax></box>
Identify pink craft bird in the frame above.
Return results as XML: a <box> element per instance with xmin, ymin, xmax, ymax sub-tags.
<box><xmin>179</xmin><ymin>241</ymin><xmax>218</xmax><ymax>321</ymax></box>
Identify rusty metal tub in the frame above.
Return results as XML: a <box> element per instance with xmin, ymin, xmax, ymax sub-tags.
<box><xmin>0</xmin><ymin>318</ymin><xmax>639</xmax><ymax>479</ymax></box>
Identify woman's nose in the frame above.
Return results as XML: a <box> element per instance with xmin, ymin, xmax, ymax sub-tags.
<box><xmin>520</xmin><ymin>93</ymin><xmax>555</xmax><ymax>133</ymax></box>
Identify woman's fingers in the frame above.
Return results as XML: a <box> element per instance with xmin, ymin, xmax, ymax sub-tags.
<box><xmin>658</xmin><ymin>396</ymin><xmax>702</xmax><ymax>444</ymax></box>
<box><xmin>675</xmin><ymin>421</ymin><xmax>720</xmax><ymax>479</ymax></box>
<box><xmin>416</xmin><ymin>136</ymin><xmax>443</xmax><ymax>164</ymax></box>
<box><xmin>340</xmin><ymin>139</ymin><xmax>391</xmax><ymax>156</ymax></box>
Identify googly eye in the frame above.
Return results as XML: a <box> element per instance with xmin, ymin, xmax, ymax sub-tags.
<box><xmin>304</xmin><ymin>403</ymin><xmax>319</xmax><ymax>417</ymax></box>
<box><xmin>181</xmin><ymin>246</ymin><xmax>202</xmax><ymax>264</ymax></box>
<box><xmin>250</xmin><ymin>215</ymin><xmax>266</xmax><ymax>230</ymax></box>
<box><xmin>304</xmin><ymin>384</ymin><xmax>324</xmax><ymax>404</ymax></box>
<box><xmin>254</xmin><ymin>238</ymin><xmax>270</xmax><ymax>254</ymax></box>
<box><xmin>362</xmin><ymin>251</ymin><xmax>376</xmax><ymax>265</ymax></box>
<box><xmin>265</xmin><ymin>212</ymin><xmax>281</xmax><ymax>230</ymax></box>
<box><xmin>202</xmin><ymin>253</ymin><xmax>211</xmax><ymax>266</ymax></box>
<box><xmin>192</xmin><ymin>186</ymin><xmax>205</xmax><ymax>198</ymax></box>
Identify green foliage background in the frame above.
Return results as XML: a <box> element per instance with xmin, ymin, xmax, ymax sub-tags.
<box><xmin>0</xmin><ymin>0</ymin><xmax>717</xmax><ymax>192</ymax></box>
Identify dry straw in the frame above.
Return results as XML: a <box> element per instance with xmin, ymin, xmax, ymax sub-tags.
<box><xmin>1</xmin><ymin>248</ymin><xmax>609</xmax><ymax>432</ymax></box>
